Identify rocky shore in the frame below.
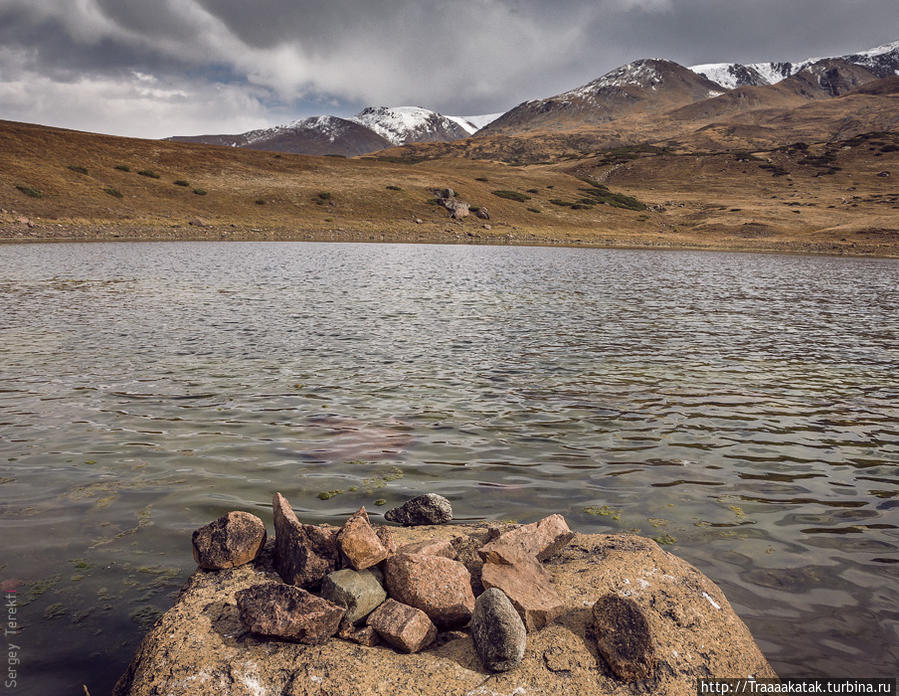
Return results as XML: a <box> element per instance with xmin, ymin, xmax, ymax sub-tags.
<box><xmin>113</xmin><ymin>494</ymin><xmax>776</xmax><ymax>696</ymax></box>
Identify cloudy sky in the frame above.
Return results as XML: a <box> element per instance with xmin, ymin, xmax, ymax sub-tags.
<box><xmin>0</xmin><ymin>0</ymin><xmax>896</xmax><ymax>138</ymax></box>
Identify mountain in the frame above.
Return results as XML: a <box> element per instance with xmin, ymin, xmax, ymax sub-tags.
<box><xmin>167</xmin><ymin>115</ymin><xmax>391</xmax><ymax>157</ymax></box>
<box><xmin>349</xmin><ymin>106</ymin><xmax>469</xmax><ymax>145</ymax></box>
<box><xmin>168</xmin><ymin>106</ymin><xmax>503</xmax><ymax>156</ymax></box>
<box><xmin>480</xmin><ymin>59</ymin><xmax>726</xmax><ymax>135</ymax></box>
<box><xmin>689</xmin><ymin>39</ymin><xmax>899</xmax><ymax>88</ymax></box>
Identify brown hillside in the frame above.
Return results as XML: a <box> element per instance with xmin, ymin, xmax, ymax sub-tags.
<box><xmin>1</xmin><ymin>119</ymin><xmax>897</xmax><ymax>257</ymax></box>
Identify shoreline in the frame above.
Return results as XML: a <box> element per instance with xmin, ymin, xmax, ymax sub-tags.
<box><xmin>2</xmin><ymin>225</ymin><xmax>898</xmax><ymax>259</ymax></box>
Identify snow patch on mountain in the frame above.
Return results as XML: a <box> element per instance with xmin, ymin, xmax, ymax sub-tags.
<box><xmin>350</xmin><ymin>106</ymin><xmax>469</xmax><ymax>145</ymax></box>
<box><xmin>446</xmin><ymin>113</ymin><xmax>504</xmax><ymax>134</ymax></box>
<box><xmin>566</xmin><ymin>59</ymin><xmax>665</xmax><ymax>99</ymax></box>
<box><xmin>689</xmin><ymin>39</ymin><xmax>898</xmax><ymax>89</ymax></box>
<box><xmin>240</xmin><ymin>115</ymin><xmax>352</xmax><ymax>146</ymax></box>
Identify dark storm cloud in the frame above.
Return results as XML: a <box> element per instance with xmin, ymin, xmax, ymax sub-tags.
<box><xmin>0</xmin><ymin>0</ymin><xmax>895</xmax><ymax>137</ymax></box>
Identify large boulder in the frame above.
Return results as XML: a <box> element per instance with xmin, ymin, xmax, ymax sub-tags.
<box><xmin>114</xmin><ymin>525</ymin><xmax>776</xmax><ymax>696</ymax></box>
<box><xmin>470</xmin><ymin>588</ymin><xmax>526</xmax><ymax>672</ymax></box>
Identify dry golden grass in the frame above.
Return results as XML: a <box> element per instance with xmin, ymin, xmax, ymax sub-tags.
<box><xmin>1</xmin><ymin>118</ymin><xmax>897</xmax><ymax>257</ymax></box>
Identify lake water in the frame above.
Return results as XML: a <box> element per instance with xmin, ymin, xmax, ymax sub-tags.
<box><xmin>0</xmin><ymin>242</ymin><xmax>897</xmax><ymax>694</ymax></box>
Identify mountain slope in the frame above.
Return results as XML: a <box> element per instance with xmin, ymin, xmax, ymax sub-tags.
<box><xmin>480</xmin><ymin>59</ymin><xmax>725</xmax><ymax>135</ymax></box>
<box><xmin>168</xmin><ymin>115</ymin><xmax>391</xmax><ymax>156</ymax></box>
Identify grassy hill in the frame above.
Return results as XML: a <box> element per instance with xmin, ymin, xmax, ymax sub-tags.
<box><xmin>1</xmin><ymin>119</ymin><xmax>897</xmax><ymax>257</ymax></box>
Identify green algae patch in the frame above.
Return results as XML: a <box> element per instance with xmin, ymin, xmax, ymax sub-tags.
<box><xmin>43</xmin><ymin>602</ymin><xmax>67</xmax><ymax>619</ymax></box>
<box><xmin>584</xmin><ymin>505</ymin><xmax>621</xmax><ymax>520</ymax></box>
<box><xmin>318</xmin><ymin>490</ymin><xmax>344</xmax><ymax>500</ymax></box>
<box><xmin>652</xmin><ymin>534</ymin><xmax>677</xmax><ymax>545</ymax></box>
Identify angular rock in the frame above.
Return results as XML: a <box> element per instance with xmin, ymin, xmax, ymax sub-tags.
<box><xmin>479</xmin><ymin>514</ymin><xmax>574</xmax><ymax>562</ymax></box>
<box><xmin>384</xmin><ymin>494</ymin><xmax>453</xmax><ymax>526</ymax></box>
<box><xmin>191</xmin><ymin>511</ymin><xmax>266</xmax><ymax>570</ymax></box>
<box><xmin>272</xmin><ymin>492</ymin><xmax>338</xmax><ymax>588</ymax></box>
<box><xmin>471</xmin><ymin>588</ymin><xmax>526</xmax><ymax>672</ymax></box>
<box><xmin>383</xmin><ymin>553</ymin><xmax>474</xmax><ymax>629</ymax></box>
<box><xmin>481</xmin><ymin>554</ymin><xmax>564</xmax><ymax>632</ymax></box>
<box><xmin>397</xmin><ymin>538</ymin><xmax>456</xmax><ymax>559</ymax></box>
<box><xmin>235</xmin><ymin>582</ymin><xmax>344</xmax><ymax>644</ymax></box>
<box><xmin>376</xmin><ymin>525</ymin><xmax>397</xmax><ymax>555</ymax></box>
<box><xmin>337</xmin><ymin>622</ymin><xmax>380</xmax><ymax>647</ymax></box>
<box><xmin>366</xmin><ymin>598</ymin><xmax>437</xmax><ymax>653</ymax></box>
<box><xmin>592</xmin><ymin>594</ymin><xmax>656</xmax><ymax>681</ymax></box>
<box><xmin>474</xmin><ymin>207</ymin><xmax>490</xmax><ymax>220</ymax></box>
<box><xmin>320</xmin><ymin>568</ymin><xmax>387</xmax><ymax>625</ymax></box>
<box><xmin>337</xmin><ymin>507</ymin><xmax>389</xmax><ymax>570</ymax></box>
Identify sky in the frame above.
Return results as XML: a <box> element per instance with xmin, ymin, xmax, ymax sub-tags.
<box><xmin>0</xmin><ymin>0</ymin><xmax>896</xmax><ymax>139</ymax></box>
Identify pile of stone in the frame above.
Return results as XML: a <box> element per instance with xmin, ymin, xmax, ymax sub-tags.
<box><xmin>190</xmin><ymin>492</ymin><xmax>651</xmax><ymax>679</ymax></box>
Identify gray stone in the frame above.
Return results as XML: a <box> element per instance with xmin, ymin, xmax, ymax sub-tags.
<box><xmin>320</xmin><ymin>568</ymin><xmax>387</xmax><ymax>625</ymax></box>
<box><xmin>385</xmin><ymin>494</ymin><xmax>453</xmax><ymax>526</ymax></box>
<box><xmin>471</xmin><ymin>588</ymin><xmax>526</xmax><ymax>672</ymax></box>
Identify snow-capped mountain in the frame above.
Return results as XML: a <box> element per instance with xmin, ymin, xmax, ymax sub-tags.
<box><xmin>350</xmin><ymin>106</ymin><xmax>469</xmax><ymax>145</ymax></box>
<box><xmin>482</xmin><ymin>59</ymin><xmax>725</xmax><ymax>135</ymax></box>
<box><xmin>689</xmin><ymin>39</ymin><xmax>899</xmax><ymax>89</ymax></box>
<box><xmin>168</xmin><ymin>107</ymin><xmax>503</xmax><ymax>156</ymax></box>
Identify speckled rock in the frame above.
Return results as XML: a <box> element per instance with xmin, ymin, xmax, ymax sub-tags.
<box><xmin>479</xmin><ymin>514</ymin><xmax>574</xmax><ymax>562</ymax></box>
<box><xmin>272</xmin><ymin>492</ymin><xmax>338</xmax><ymax>588</ymax></box>
<box><xmin>191</xmin><ymin>511</ymin><xmax>266</xmax><ymax>570</ymax></box>
<box><xmin>337</xmin><ymin>622</ymin><xmax>380</xmax><ymax>647</ymax></box>
<box><xmin>366</xmin><ymin>598</ymin><xmax>437</xmax><ymax>653</ymax></box>
<box><xmin>376</xmin><ymin>525</ymin><xmax>397</xmax><ymax>555</ymax></box>
<box><xmin>383</xmin><ymin>553</ymin><xmax>475</xmax><ymax>629</ymax></box>
<box><xmin>337</xmin><ymin>507</ymin><xmax>389</xmax><ymax>570</ymax></box>
<box><xmin>235</xmin><ymin>582</ymin><xmax>344</xmax><ymax>644</ymax></box>
<box><xmin>480</xmin><ymin>550</ymin><xmax>564</xmax><ymax>632</ymax></box>
<box><xmin>471</xmin><ymin>588</ymin><xmax>526</xmax><ymax>672</ymax></box>
<box><xmin>397</xmin><ymin>538</ymin><xmax>456</xmax><ymax>559</ymax></box>
<box><xmin>592</xmin><ymin>594</ymin><xmax>656</xmax><ymax>681</ymax></box>
<box><xmin>384</xmin><ymin>494</ymin><xmax>453</xmax><ymax>526</ymax></box>
<box><xmin>320</xmin><ymin>568</ymin><xmax>386</xmax><ymax>625</ymax></box>
<box><xmin>114</xmin><ymin>526</ymin><xmax>777</xmax><ymax>696</ymax></box>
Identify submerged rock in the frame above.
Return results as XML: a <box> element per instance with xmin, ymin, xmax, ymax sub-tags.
<box><xmin>383</xmin><ymin>553</ymin><xmax>475</xmax><ymax>629</ymax></box>
<box><xmin>235</xmin><ymin>582</ymin><xmax>344</xmax><ymax>644</ymax></box>
<box><xmin>384</xmin><ymin>494</ymin><xmax>453</xmax><ymax>526</ymax></box>
<box><xmin>471</xmin><ymin>588</ymin><xmax>526</xmax><ymax>672</ymax></box>
<box><xmin>272</xmin><ymin>492</ymin><xmax>338</xmax><ymax>588</ymax></box>
<box><xmin>191</xmin><ymin>511</ymin><xmax>266</xmax><ymax>570</ymax></box>
<box><xmin>367</xmin><ymin>598</ymin><xmax>437</xmax><ymax>653</ymax></box>
<box><xmin>592</xmin><ymin>594</ymin><xmax>656</xmax><ymax>681</ymax></box>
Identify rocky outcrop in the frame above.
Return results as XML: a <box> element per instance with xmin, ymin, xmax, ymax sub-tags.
<box><xmin>191</xmin><ymin>511</ymin><xmax>266</xmax><ymax>570</ymax></box>
<box><xmin>384</xmin><ymin>493</ymin><xmax>453</xmax><ymax>526</ymax></box>
<box><xmin>114</xmin><ymin>524</ymin><xmax>776</xmax><ymax>696</ymax></box>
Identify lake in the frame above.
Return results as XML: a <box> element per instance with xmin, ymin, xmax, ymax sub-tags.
<box><xmin>0</xmin><ymin>242</ymin><xmax>896</xmax><ymax>695</ymax></box>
